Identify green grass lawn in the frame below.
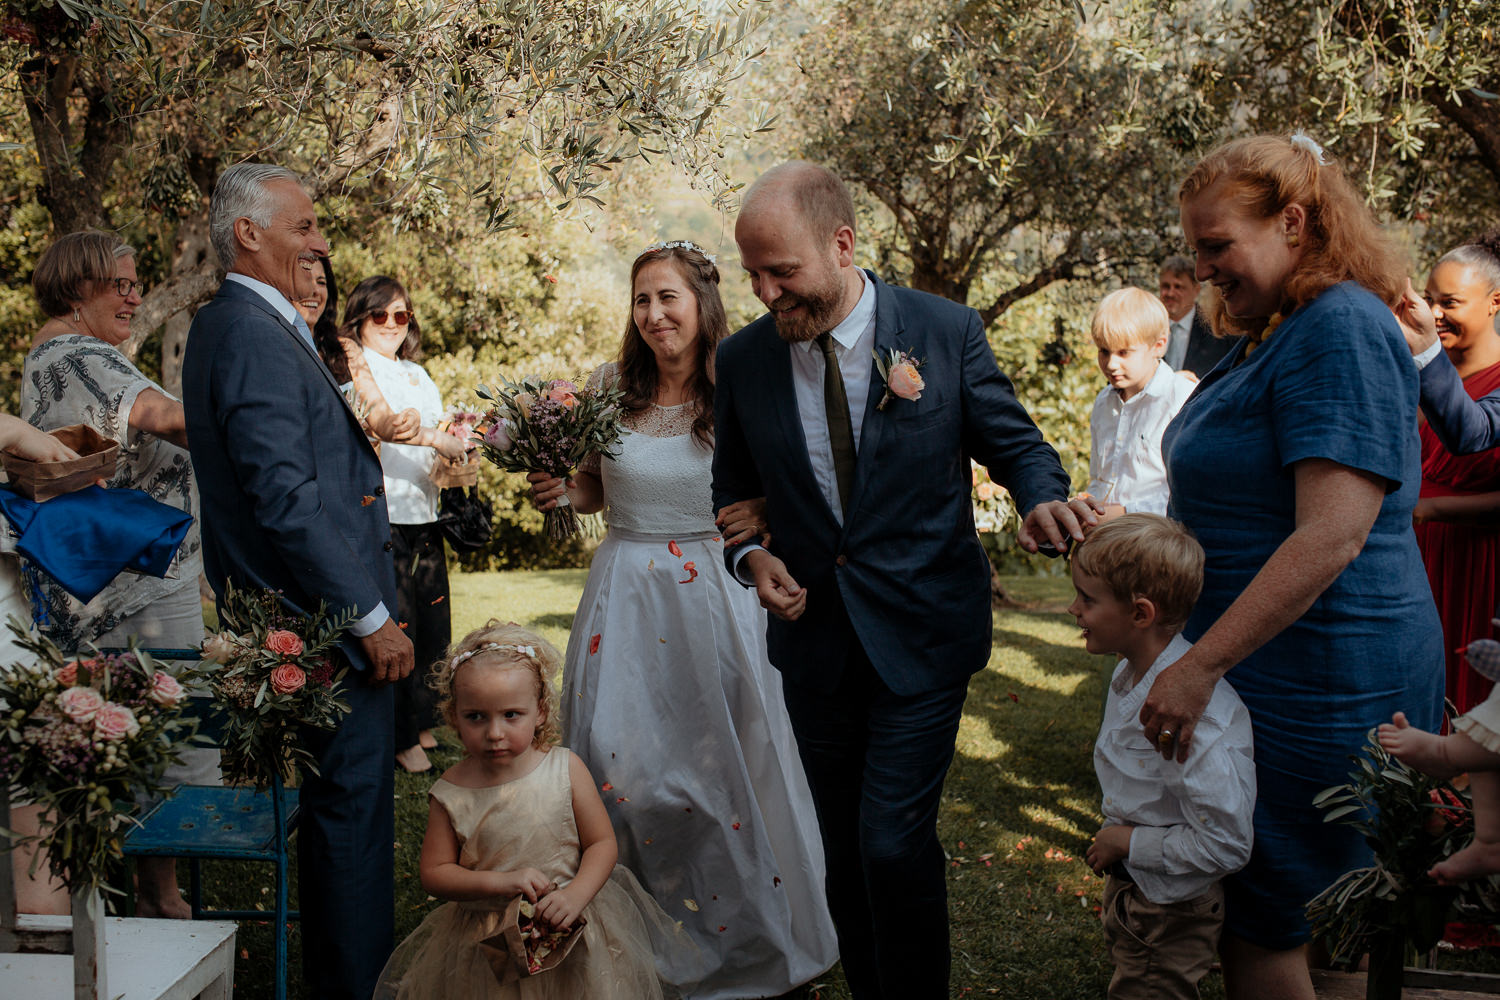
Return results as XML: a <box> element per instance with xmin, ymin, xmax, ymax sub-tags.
<box><xmin>199</xmin><ymin>570</ymin><xmax>1183</xmax><ymax>999</ymax></box>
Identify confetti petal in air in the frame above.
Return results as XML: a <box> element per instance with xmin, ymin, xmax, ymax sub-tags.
<box><xmin>668</xmin><ymin>540</ymin><xmax>683</xmax><ymax>558</ymax></box>
<box><xmin>601</xmin><ymin>782</ymin><xmax>613</xmax><ymax>791</ymax></box>
<box><xmin>678</xmin><ymin>562</ymin><xmax>699</xmax><ymax>584</ymax></box>
<box><xmin>361</xmin><ymin>495</ymin><xmax>376</xmax><ymax>506</ymax></box>
<box><xmin>683</xmin><ymin>899</ymin><xmax>700</xmax><ymax>912</ymax></box>
<box><xmin>589</xmin><ymin>633</ymin><xmax>601</xmax><ymax>655</ymax></box>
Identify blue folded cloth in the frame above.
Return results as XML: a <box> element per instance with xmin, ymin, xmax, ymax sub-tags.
<box><xmin>0</xmin><ymin>485</ymin><xmax>194</xmax><ymax>603</ymax></box>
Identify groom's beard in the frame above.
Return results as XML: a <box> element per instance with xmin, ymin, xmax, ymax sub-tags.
<box><xmin>770</xmin><ymin>281</ymin><xmax>844</xmax><ymax>344</ymax></box>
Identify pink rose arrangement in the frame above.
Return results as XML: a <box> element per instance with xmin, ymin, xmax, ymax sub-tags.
<box><xmin>207</xmin><ymin>583</ymin><xmax>354</xmax><ymax>787</ymax></box>
<box><xmin>0</xmin><ymin>629</ymin><xmax>202</xmax><ymax>892</ymax></box>
<box><xmin>476</xmin><ymin>372</ymin><xmax>626</xmax><ymax>541</ymax></box>
<box><xmin>872</xmin><ymin>348</ymin><xmax>927</xmax><ymax>411</ymax></box>
<box><xmin>970</xmin><ymin>462</ymin><xmax>1016</xmax><ymax>534</ymax></box>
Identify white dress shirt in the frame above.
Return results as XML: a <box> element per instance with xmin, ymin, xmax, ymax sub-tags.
<box><xmin>223</xmin><ymin>271</ymin><xmax>390</xmax><ymax>637</ymax></box>
<box><xmin>1164</xmin><ymin>306</ymin><xmax>1195</xmax><ymax>373</ymax></box>
<box><xmin>1086</xmin><ymin>361</ymin><xmax>1195</xmax><ymax>515</ymax></box>
<box><xmin>789</xmin><ymin>271</ymin><xmax>878</xmax><ymax>523</ymax></box>
<box><xmin>1095</xmin><ymin>634</ymin><xmax>1256</xmax><ymax>904</ymax></box>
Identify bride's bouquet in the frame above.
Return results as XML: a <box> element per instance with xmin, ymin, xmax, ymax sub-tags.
<box><xmin>475</xmin><ymin>374</ymin><xmax>625</xmax><ymax>541</ymax></box>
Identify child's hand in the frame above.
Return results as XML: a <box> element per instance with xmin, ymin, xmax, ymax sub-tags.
<box><xmin>1085</xmin><ymin>825</ymin><xmax>1133</xmax><ymax>875</ymax></box>
<box><xmin>495</xmin><ymin>867</ymin><xmax>554</xmax><ymax>902</ymax></box>
<box><xmin>533</xmin><ymin>884</ymin><xmax>588</xmax><ymax>930</ymax></box>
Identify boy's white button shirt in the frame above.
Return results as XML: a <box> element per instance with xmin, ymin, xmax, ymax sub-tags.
<box><xmin>1086</xmin><ymin>361</ymin><xmax>1195</xmax><ymax>515</ymax></box>
<box><xmin>1095</xmin><ymin>633</ymin><xmax>1256</xmax><ymax>904</ymax></box>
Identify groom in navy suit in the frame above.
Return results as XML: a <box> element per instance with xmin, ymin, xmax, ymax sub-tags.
<box><xmin>182</xmin><ymin>164</ymin><xmax>413</xmax><ymax>999</ymax></box>
<box><xmin>712</xmin><ymin>162</ymin><xmax>1095</xmax><ymax>997</ymax></box>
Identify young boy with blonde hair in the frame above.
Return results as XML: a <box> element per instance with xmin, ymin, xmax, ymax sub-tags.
<box><xmin>1070</xmin><ymin>514</ymin><xmax>1255</xmax><ymax>1000</ymax></box>
<box><xmin>1086</xmin><ymin>287</ymin><xmax>1195</xmax><ymax>517</ymax></box>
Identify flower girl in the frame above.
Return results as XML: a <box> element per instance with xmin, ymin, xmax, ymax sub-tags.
<box><xmin>374</xmin><ymin>622</ymin><xmax>694</xmax><ymax>999</ymax></box>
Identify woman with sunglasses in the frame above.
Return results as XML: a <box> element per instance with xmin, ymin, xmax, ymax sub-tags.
<box><xmin>339</xmin><ymin>276</ymin><xmax>468</xmax><ymax>773</ymax></box>
<box><xmin>22</xmin><ymin>229</ymin><xmax>218</xmax><ymax>918</ymax></box>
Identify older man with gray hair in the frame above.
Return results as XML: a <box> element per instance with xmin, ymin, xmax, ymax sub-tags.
<box><xmin>182</xmin><ymin>162</ymin><xmax>412</xmax><ymax>999</ymax></box>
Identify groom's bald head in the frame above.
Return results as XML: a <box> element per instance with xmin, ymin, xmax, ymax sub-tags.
<box><xmin>740</xmin><ymin>161</ymin><xmax>856</xmax><ymax>244</ymax></box>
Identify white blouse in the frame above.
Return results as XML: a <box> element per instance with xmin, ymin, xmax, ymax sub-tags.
<box><xmin>363</xmin><ymin>348</ymin><xmax>443</xmax><ymax>525</ymax></box>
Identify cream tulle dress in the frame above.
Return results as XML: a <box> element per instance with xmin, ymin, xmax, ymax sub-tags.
<box><xmin>374</xmin><ymin>748</ymin><xmax>696</xmax><ymax>999</ymax></box>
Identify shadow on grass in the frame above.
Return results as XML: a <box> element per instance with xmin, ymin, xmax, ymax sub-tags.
<box><xmin>528</xmin><ymin>611</ymin><xmax>576</xmax><ymax>632</ymax></box>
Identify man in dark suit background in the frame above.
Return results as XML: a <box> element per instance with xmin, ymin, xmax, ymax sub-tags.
<box><xmin>1159</xmin><ymin>254</ymin><xmax>1235</xmax><ymax>378</ymax></box>
<box><xmin>712</xmin><ymin>161</ymin><xmax>1096</xmax><ymax>998</ymax></box>
<box><xmin>182</xmin><ymin>163</ymin><xmax>413</xmax><ymax>999</ymax></box>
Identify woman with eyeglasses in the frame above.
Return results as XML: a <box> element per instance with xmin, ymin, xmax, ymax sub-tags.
<box><xmin>22</xmin><ymin>229</ymin><xmax>218</xmax><ymax>918</ymax></box>
<box><xmin>338</xmin><ymin>275</ymin><xmax>469</xmax><ymax>773</ymax></box>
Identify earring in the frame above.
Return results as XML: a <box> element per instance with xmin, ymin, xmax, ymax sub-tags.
<box><xmin>1287</xmin><ymin>234</ymin><xmax>1300</xmax><ymax>248</ymax></box>
<box><xmin>72</xmin><ymin>309</ymin><xmax>81</xmax><ymax>322</ymax></box>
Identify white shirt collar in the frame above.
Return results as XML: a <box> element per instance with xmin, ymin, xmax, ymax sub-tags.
<box><xmin>792</xmin><ymin>269</ymin><xmax>875</xmax><ymax>353</ymax></box>
<box><xmin>225</xmin><ymin>272</ymin><xmax>301</xmax><ymax>327</ymax></box>
<box><xmin>1114</xmin><ymin>358</ymin><xmax>1178</xmax><ymax>403</ymax></box>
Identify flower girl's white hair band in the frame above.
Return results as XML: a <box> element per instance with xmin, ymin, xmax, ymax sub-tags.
<box><xmin>449</xmin><ymin>642</ymin><xmax>536</xmax><ymax>671</ymax></box>
<box><xmin>1290</xmin><ymin>130</ymin><xmax>1329</xmax><ymax>165</ymax></box>
<box><xmin>640</xmin><ymin>239</ymin><xmax>716</xmax><ymax>264</ymax></box>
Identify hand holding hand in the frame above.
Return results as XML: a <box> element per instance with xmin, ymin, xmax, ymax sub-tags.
<box><xmin>716</xmin><ymin>497</ymin><xmax>769</xmax><ymax>548</ymax></box>
<box><xmin>533</xmin><ymin>884</ymin><xmax>587</xmax><ymax>930</ymax></box>
<box><xmin>496</xmin><ymin>867</ymin><xmax>554</xmax><ymax>903</ymax></box>
<box><xmin>526</xmin><ymin>471</ymin><xmax>572</xmax><ymax>512</ymax></box>
<box><xmin>745</xmin><ymin>549</ymin><xmax>806</xmax><ymax>621</ymax></box>
<box><xmin>358</xmin><ymin>617</ymin><xmax>414</xmax><ymax>686</ymax></box>
<box><xmin>434</xmin><ymin>433</ymin><xmax>468</xmax><ymax>462</ymax></box>
<box><xmin>1394</xmin><ymin>278</ymin><xmax>1439</xmax><ymax>357</ymax></box>
<box><xmin>1085</xmin><ymin>825</ymin><xmax>1133</xmax><ymax>875</ymax></box>
<box><xmin>1017</xmin><ymin>496</ymin><xmax>1103</xmax><ymax>554</ymax></box>
<box><xmin>1138</xmin><ymin>658</ymin><xmax>1216</xmax><ymax>763</ymax></box>
<box><xmin>389</xmin><ymin>408</ymin><xmax>422</xmax><ymax>442</ymax></box>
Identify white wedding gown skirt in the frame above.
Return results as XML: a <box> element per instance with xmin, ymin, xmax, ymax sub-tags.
<box><xmin>562</xmin><ymin>419</ymin><xmax>837</xmax><ymax>998</ymax></box>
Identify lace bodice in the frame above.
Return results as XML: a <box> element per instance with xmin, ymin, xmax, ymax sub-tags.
<box><xmin>581</xmin><ymin>363</ymin><xmax>717</xmax><ymax>534</ymax></box>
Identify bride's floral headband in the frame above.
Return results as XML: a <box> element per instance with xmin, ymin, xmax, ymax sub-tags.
<box><xmin>448</xmin><ymin>642</ymin><xmax>536</xmax><ymax>672</ymax></box>
<box><xmin>1290</xmin><ymin>130</ymin><xmax>1329</xmax><ymax>166</ymax></box>
<box><xmin>640</xmin><ymin>240</ymin><xmax>717</xmax><ymax>264</ymax></box>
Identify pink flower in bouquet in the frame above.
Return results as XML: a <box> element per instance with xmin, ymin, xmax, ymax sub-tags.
<box><xmin>887</xmin><ymin>360</ymin><xmax>925</xmax><ymax>401</ymax></box>
<box><xmin>547</xmin><ymin>381</ymin><xmax>578</xmax><ymax>409</ymax></box>
<box><xmin>150</xmin><ymin>671</ymin><xmax>184</xmax><ymax>706</ymax></box>
<box><xmin>201</xmin><ymin>631</ymin><xmax>239</xmax><ymax>664</ymax></box>
<box><xmin>485</xmin><ymin>418</ymin><xmax>515</xmax><ymax>452</ymax></box>
<box><xmin>265</xmin><ymin>630</ymin><xmax>305</xmax><ymax>658</ymax></box>
<box><xmin>58</xmin><ymin>685</ymin><xmax>105</xmax><ymax>724</ymax></box>
<box><xmin>270</xmin><ymin>662</ymin><xmax>307</xmax><ymax>695</ymax></box>
<box><xmin>93</xmin><ymin>702</ymin><xmax>140</xmax><ymax>741</ymax></box>
<box><xmin>55</xmin><ymin>661</ymin><xmax>80</xmax><ymax>686</ymax></box>
<box><xmin>514</xmin><ymin>391</ymin><xmax>536</xmax><ymax>419</ymax></box>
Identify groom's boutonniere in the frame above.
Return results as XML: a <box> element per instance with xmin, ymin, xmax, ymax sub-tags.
<box><xmin>872</xmin><ymin>348</ymin><xmax>926</xmax><ymax>411</ymax></box>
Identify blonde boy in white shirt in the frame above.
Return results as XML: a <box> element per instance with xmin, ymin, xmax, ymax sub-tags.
<box><xmin>1086</xmin><ymin>288</ymin><xmax>1195</xmax><ymax>517</ymax></box>
<box><xmin>1070</xmin><ymin>514</ymin><xmax>1255</xmax><ymax>1000</ymax></box>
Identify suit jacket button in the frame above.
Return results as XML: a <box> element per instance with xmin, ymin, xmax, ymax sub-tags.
<box><xmin>375</xmin><ymin>486</ymin><xmax>386</xmax><ymax>496</ymax></box>
<box><xmin>383</xmin><ymin>541</ymin><xmax>394</xmax><ymax>552</ymax></box>
<box><xmin>835</xmin><ymin>554</ymin><xmax>848</xmax><ymax>567</ymax></box>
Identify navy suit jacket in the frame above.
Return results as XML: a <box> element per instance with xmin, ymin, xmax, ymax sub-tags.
<box><xmin>182</xmin><ymin>280</ymin><xmax>397</xmax><ymax>670</ymax></box>
<box><xmin>712</xmin><ymin>272</ymin><xmax>1071</xmax><ymax>696</ymax></box>
<box><xmin>1419</xmin><ymin>348</ymin><xmax>1500</xmax><ymax>456</ymax></box>
<box><xmin>1181</xmin><ymin>310</ymin><xmax>1237</xmax><ymax>379</ymax></box>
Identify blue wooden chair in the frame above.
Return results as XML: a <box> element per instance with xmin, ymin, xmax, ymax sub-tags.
<box><xmin>117</xmin><ymin>647</ymin><xmax>301</xmax><ymax>1000</ymax></box>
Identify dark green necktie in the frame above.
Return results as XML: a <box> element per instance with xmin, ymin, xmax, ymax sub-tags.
<box><xmin>817</xmin><ymin>332</ymin><xmax>857</xmax><ymax>517</ymax></box>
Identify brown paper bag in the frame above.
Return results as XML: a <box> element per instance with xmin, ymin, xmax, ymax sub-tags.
<box><xmin>1</xmin><ymin>424</ymin><xmax>119</xmax><ymax>501</ymax></box>
<box><xmin>430</xmin><ymin>454</ymin><xmax>479</xmax><ymax>489</ymax></box>
<box><xmin>476</xmin><ymin>895</ymin><xmax>586</xmax><ymax>985</ymax></box>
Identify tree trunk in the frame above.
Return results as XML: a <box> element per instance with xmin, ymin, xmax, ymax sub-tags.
<box><xmin>20</xmin><ymin>52</ymin><xmax>120</xmax><ymax>234</ymax></box>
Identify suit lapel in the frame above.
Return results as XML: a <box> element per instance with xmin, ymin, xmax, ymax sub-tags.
<box><xmin>847</xmin><ymin>273</ymin><xmax>902</xmax><ymax>521</ymax></box>
<box><xmin>218</xmin><ymin>281</ymin><xmax>375</xmax><ymax>455</ymax></box>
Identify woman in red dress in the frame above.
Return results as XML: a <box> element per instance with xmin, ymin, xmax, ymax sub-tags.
<box><xmin>1416</xmin><ymin>231</ymin><xmax>1500</xmax><ymax>713</ymax></box>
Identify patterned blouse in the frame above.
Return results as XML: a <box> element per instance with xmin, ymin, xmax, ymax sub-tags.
<box><xmin>20</xmin><ymin>334</ymin><xmax>201</xmax><ymax>650</ymax></box>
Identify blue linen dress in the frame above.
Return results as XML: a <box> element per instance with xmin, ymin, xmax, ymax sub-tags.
<box><xmin>1163</xmin><ymin>281</ymin><xmax>1443</xmax><ymax>949</ymax></box>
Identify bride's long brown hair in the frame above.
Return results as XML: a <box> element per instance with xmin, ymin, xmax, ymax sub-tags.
<box><xmin>616</xmin><ymin>243</ymin><xmax>728</xmax><ymax>449</ymax></box>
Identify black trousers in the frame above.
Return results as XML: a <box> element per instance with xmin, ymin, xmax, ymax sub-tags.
<box><xmin>780</xmin><ymin>638</ymin><xmax>969</xmax><ymax>999</ymax></box>
<box><xmin>391</xmin><ymin>521</ymin><xmax>450</xmax><ymax>752</ymax></box>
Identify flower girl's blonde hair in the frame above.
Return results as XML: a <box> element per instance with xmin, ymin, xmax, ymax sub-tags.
<box><xmin>433</xmin><ymin>620</ymin><xmax>561</xmax><ymax>749</ymax></box>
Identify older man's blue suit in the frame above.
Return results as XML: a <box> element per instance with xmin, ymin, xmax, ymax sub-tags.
<box><xmin>712</xmin><ymin>272</ymin><xmax>1070</xmax><ymax>997</ymax></box>
<box><xmin>183</xmin><ymin>279</ymin><xmax>398</xmax><ymax>1000</ymax></box>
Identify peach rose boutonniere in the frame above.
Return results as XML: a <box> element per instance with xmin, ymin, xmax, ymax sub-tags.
<box><xmin>873</xmin><ymin>348</ymin><xmax>926</xmax><ymax>411</ymax></box>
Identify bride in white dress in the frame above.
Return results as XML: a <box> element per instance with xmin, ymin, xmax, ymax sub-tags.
<box><xmin>528</xmin><ymin>242</ymin><xmax>837</xmax><ymax>998</ymax></box>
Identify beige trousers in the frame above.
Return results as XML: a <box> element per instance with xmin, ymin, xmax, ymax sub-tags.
<box><xmin>1101</xmin><ymin>874</ymin><xmax>1224</xmax><ymax>1000</ymax></box>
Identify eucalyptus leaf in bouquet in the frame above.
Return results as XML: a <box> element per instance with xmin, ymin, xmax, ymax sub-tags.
<box><xmin>475</xmin><ymin>373</ymin><xmax>626</xmax><ymax>540</ymax></box>
<box><xmin>202</xmin><ymin>583</ymin><xmax>354</xmax><ymax>787</ymax></box>
<box><xmin>0</xmin><ymin>619</ymin><xmax>203</xmax><ymax>893</ymax></box>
